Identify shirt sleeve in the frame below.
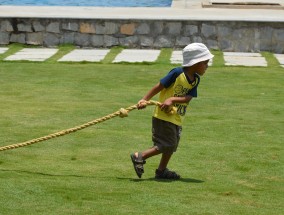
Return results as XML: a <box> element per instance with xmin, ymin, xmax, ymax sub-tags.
<box><xmin>160</xmin><ymin>67</ymin><xmax>183</xmax><ymax>88</ymax></box>
<box><xmin>188</xmin><ymin>86</ymin><xmax>197</xmax><ymax>97</ymax></box>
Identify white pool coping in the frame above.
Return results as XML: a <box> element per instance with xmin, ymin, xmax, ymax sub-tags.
<box><xmin>0</xmin><ymin>0</ymin><xmax>283</xmax><ymax>22</ymax></box>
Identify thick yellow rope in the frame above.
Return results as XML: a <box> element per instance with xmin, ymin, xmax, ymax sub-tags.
<box><xmin>0</xmin><ymin>100</ymin><xmax>176</xmax><ymax>152</ymax></box>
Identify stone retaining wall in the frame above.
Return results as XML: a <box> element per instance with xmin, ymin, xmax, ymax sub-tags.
<box><xmin>0</xmin><ymin>18</ymin><xmax>283</xmax><ymax>53</ymax></box>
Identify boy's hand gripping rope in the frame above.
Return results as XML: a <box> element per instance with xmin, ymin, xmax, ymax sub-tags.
<box><xmin>0</xmin><ymin>100</ymin><xmax>177</xmax><ymax>152</ymax></box>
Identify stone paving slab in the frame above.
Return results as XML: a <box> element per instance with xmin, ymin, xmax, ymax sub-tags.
<box><xmin>223</xmin><ymin>52</ymin><xmax>262</xmax><ymax>57</ymax></box>
<box><xmin>171</xmin><ymin>50</ymin><xmax>213</xmax><ymax>66</ymax></box>
<box><xmin>274</xmin><ymin>54</ymin><xmax>284</xmax><ymax>67</ymax></box>
<box><xmin>224</xmin><ymin>52</ymin><xmax>267</xmax><ymax>67</ymax></box>
<box><xmin>171</xmin><ymin>51</ymin><xmax>183</xmax><ymax>64</ymax></box>
<box><xmin>113</xmin><ymin>49</ymin><xmax>160</xmax><ymax>63</ymax></box>
<box><xmin>58</xmin><ymin>49</ymin><xmax>110</xmax><ymax>62</ymax></box>
<box><xmin>0</xmin><ymin>47</ymin><xmax>8</xmax><ymax>54</ymax></box>
<box><xmin>5</xmin><ymin>48</ymin><xmax>58</xmax><ymax>61</ymax></box>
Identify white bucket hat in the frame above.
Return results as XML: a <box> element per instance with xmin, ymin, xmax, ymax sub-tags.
<box><xmin>182</xmin><ymin>43</ymin><xmax>214</xmax><ymax>67</ymax></box>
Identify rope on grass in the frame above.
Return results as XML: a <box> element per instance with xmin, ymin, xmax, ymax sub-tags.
<box><xmin>0</xmin><ymin>100</ymin><xmax>176</xmax><ymax>152</ymax></box>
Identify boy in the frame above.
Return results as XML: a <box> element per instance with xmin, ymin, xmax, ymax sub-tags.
<box><xmin>131</xmin><ymin>43</ymin><xmax>214</xmax><ymax>180</ymax></box>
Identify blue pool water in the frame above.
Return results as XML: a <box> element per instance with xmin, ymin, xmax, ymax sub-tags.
<box><xmin>0</xmin><ymin>0</ymin><xmax>172</xmax><ymax>7</ymax></box>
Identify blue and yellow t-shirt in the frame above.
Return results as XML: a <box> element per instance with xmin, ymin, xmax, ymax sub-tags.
<box><xmin>153</xmin><ymin>67</ymin><xmax>200</xmax><ymax>126</ymax></box>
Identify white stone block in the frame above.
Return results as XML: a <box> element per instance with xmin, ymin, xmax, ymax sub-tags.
<box><xmin>0</xmin><ymin>47</ymin><xmax>8</xmax><ymax>54</ymax></box>
<box><xmin>5</xmin><ymin>48</ymin><xmax>58</xmax><ymax>61</ymax></box>
<box><xmin>58</xmin><ymin>49</ymin><xmax>110</xmax><ymax>62</ymax></box>
<box><xmin>113</xmin><ymin>49</ymin><xmax>160</xmax><ymax>63</ymax></box>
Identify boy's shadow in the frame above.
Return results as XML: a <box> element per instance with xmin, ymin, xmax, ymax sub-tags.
<box><xmin>117</xmin><ymin>177</ymin><xmax>204</xmax><ymax>183</ymax></box>
<box><xmin>1</xmin><ymin>169</ymin><xmax>204</xmax><ymax>183</ymax></box>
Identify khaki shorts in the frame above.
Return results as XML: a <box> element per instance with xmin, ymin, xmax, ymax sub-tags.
<box><xmin>152</xmin><ymin>117</ymin><xmax>182</xmax><ymax>154</ymax></box>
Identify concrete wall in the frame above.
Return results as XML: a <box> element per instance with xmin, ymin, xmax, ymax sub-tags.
<box><xmin>0</xmin><ymin>18</ymin><xmax>283</xmax><ymax>53</ymax></box>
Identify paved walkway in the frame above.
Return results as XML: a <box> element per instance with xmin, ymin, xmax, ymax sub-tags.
<box><xmin>1</xmin><ymin>47</ymin><xmax>284</xmax><ymax>67</ymax></box>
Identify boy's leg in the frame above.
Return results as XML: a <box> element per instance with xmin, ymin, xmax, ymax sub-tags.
<box><xmin>155</xmin><ymin>153</ymin><xmax>180</xmax><ymax>180</ymax></box>
<box><xmin>157</xmin><ymin>153</ymin><xmax>172</xmax><ymax>171</ymax></box>
<box><xmin>134</xmin><ymin>147</ymin><xmax>160</xmax><ymax>160</ymax></box>
<box><xmin>134</xmin><ymin>149</ymin><xmax>172</xmax><ymax>169</ymax></box>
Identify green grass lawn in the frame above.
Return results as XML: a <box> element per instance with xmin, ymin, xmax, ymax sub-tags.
<box><xmin>0</xmin><ymin>48</ymin><xmax>283</xmax><ymax>215</ymax></box>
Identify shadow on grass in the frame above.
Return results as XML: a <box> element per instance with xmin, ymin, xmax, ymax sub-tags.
<box><xmin>117</xmin><ymin>177</ymin><xmax>204</xmax><ymax>183</ymax></box>
<box><xmin>0</xmin><ymin>169</ymin><xmax>97</xmax><ymax>178</ymax></box>
<box><xmin>1</xmin><ymin>169</ymin><xmax>204</xmax><ymax>183</ymax></box>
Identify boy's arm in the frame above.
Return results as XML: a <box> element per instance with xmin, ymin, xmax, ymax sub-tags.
<box><xmin>137</xmin><ymin>82</ymin><xmax>164</xmax><ymax>109</ymax></box>
<box><xmin>160</xmin><ymin>96</ymin><xmax>192</xmax><ymax>112</ymax></box>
